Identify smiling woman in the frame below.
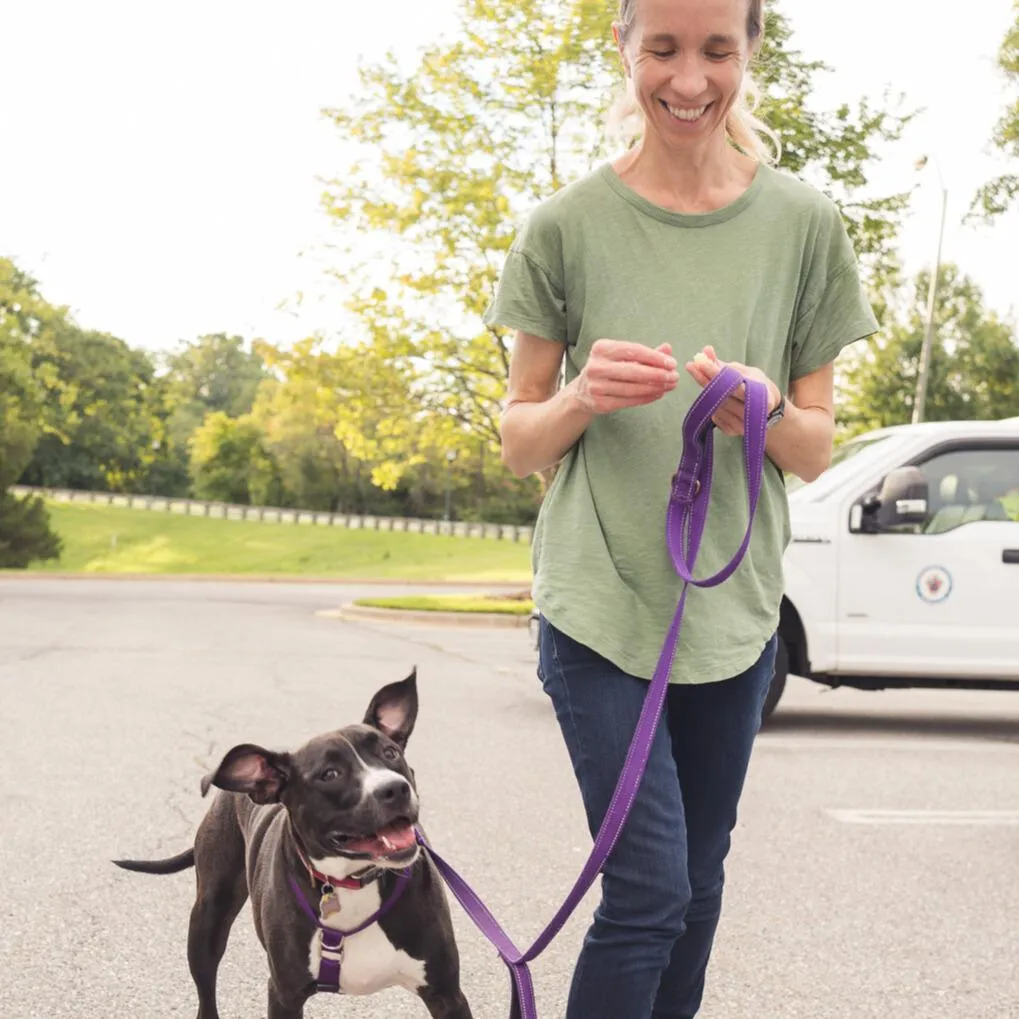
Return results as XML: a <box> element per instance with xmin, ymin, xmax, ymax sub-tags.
<box><xmin>487</xmin><ymin>0</ymin><xmax>880</xmax><ymax>1016</ymax></box>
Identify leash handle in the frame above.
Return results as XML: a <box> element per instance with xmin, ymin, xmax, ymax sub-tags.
<box><xmin>425</xmin><ymin>365</ymin><xmax>770</xmax><ymax>1019</ymax></box>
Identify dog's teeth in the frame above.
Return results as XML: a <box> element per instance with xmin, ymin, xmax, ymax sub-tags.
<box><xmin>380</xmin><ymin>835</ymin><xmax>395</xmax><ymax>851</ymax></box>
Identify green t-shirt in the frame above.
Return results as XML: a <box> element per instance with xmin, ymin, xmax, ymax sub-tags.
<box><xmin>485</xmin><ymin>161</ymin><xmax>879</xmax><ymax>684</ymax></box>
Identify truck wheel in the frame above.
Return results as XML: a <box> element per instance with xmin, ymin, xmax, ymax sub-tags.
<box><xmin>761</xmin><ymin>635</ymin><xmax>789</xmax><ymax>723</ymax></box>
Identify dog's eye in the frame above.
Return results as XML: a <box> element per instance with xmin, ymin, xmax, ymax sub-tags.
<box><xmin>382</xmin><ymin>746</ymin><xmax>400</xmax><ymax>762</ymax></box>
<box><xmin>319</xmin><ymin>768</ymin><xmax>340</xmax><ymax>782</ymax></box>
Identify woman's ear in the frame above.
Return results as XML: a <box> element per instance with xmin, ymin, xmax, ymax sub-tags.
<box><xmin>612</xmin><ymin>23</ymin><xmax>631</xmax><ymax>76</ymax></box>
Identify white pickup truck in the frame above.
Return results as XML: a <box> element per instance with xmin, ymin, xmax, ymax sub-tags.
<box><xmin>766</xmin><ymin>415</ymin><xmax>1019</xmax><ymax>719</ymax></box>
<box><xmin>528</xmin><ymin>416</ymin><xmax>1019</xmax><ymax>721</ymax></box>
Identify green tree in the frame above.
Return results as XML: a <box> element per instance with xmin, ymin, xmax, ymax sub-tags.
<box><xmin>21</xmin><ymin>329</ymin><xmax>162</xmax><ymax>492</ymax></box>
<box><xmin>0</xmin><ymin>259</ymin><xmax>64</xmax><ymax>567</ymax></box>
<box><xmin>0</xmin><ymin>491</ymin><xmax>61</xmax><ymax>568</ymax></box>
<box><xmin>971</xmin><ymin>2</ymin><xmax>1019</xmax><ymax>218</ymax></box>
<box><xmin>157</xmin><ymin>333</ymin><xmax>269</xmax><ymax>494</ymax></box>
<box><xmin>188</xmin><ymin>411</ymin><xmax>281</xmax><ymax>506</ymax></box>
<box><xmin>163</xmin><ymin>333</ymin><xmax>268</xmax><ymax>422</ymax></box>
<box><xmin>838</xmin><ymin>264</ymin><xmax>1019</xmax><ymax>436</ymax></box>
<box><xmin>318</xmin><ymin>0</ymin><xmax>913</xmax><ymax>489</ymax></box>
<box><xmin>245</xmin><ymin>360</ymin><xmax>356</xmax><ymax>512</ymax></box>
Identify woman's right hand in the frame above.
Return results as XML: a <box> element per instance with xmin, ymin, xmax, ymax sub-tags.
<box><xmin>571</xmin><ymin>340</ymin><xmax>679</xmax><ymax>415</ymax></box>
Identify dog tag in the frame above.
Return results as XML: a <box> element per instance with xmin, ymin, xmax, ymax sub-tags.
<box><xmin>319</xmin><ymin>888</ymin><xmax>341</xmax><ymax>919</ymax></box>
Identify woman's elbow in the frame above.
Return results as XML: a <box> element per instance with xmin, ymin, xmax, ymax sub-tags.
<box><xmin>794</xmin><ymin>447</ymin><xmax>833</xmax><ymax>484</ymax></box>
<box><xmin>499</xmin><ymin>431</ymin><xmax>533</xmax><ymax>479</ymax></box>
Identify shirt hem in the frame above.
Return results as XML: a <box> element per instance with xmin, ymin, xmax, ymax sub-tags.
<box><xmin>536</xmin><ymin>597</ymin><xmax>780</xmax><ymax>686</ymax></box>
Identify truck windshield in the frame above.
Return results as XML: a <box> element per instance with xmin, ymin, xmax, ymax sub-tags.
<box><xmin>786</xmin><ymin>433</ymin><xmax>893</xmax><ymax>497</ymax></box>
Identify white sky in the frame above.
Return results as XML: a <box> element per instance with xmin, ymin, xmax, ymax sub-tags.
<box><xmin>2</xmin><ymin>0</ymin><xmax>1017</xmax><ymax>354</ymax></box>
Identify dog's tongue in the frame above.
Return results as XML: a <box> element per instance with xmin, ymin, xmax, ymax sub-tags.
<box><xmin>346</xmin><ymin>822</ymin><xmax>417</xmax><ymax>858</ymax></box>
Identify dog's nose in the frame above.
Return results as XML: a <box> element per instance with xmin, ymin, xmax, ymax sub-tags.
<box><xmin>373</xmin><ymin>777</ymin><xmax>411</xmax><ymax>808</ymax></box>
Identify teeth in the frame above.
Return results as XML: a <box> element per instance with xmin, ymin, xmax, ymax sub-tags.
<box><xmin>380</xmin><ymin>835</ymin><xmax>395</xmax><ymax>851</ymax></box>
<box><xmin>666</xmin><ymin>102</ymin><xmax>708</xmax><ymax>122</ymax></box>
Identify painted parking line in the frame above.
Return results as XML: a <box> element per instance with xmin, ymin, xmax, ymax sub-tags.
<box><xmin>826</xmin><ymin>809</ymin><xmax>1019</xmax><ymax>826</ymax></box>
<box><xmin>758</xmin><ymin>736</ymin><xmax>1019</xmax><ymax>754</ymax></box>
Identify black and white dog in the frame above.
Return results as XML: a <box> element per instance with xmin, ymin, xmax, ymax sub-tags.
<box><xmin>114</xmin><ymin>669</ymin><xmax>473</xmax><ymax>1019</ymax></box>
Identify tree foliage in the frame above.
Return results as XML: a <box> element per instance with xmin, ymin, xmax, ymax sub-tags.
<box><xmin>21</xmin><ymin>329</ymin><xmax>162</xmax><ymax>492</ymax></box>
<box><xmin>0</xmin><ymin>259</ymin><xmax>64</xmax><ymax>566</ymax></box>
<box><xmin>838</xmin><ymin>264</ymin><xmax>1019</xmax><ymax>436</ymax></box>
<box><xmin>971</xmin><ymin>2</ymin><xmax>1019</xmax><ymax>219</ymax></box>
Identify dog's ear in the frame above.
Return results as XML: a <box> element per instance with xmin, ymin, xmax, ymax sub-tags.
<box><xmin>363</xmin><ymin>667</ymin><xmax>419</xmax><ymax>749</ymax></box>
<box><xmin>201</xmin><ymin>744</ymin><xmax>291</xmax><ymax>804</ymax></box>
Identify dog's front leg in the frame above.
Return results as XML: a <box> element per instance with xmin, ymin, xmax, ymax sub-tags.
<box><xmin>418</xmin><ymin>986</ymin><xmax>474</xmax><ymax>1019</ymax></box>
<box><xmin>266</xmin><ymin>979</ymin><xmax>311</xmax><ymax>1019</ymax></box>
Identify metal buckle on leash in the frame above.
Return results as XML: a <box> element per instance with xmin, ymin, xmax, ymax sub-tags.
<box><xmin>670</xmin><ymin>472</ymin><xmax>701</xmax><ymax>501</ymax></box>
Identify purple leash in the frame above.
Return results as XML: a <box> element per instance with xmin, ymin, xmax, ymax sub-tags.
<box><xmin>419</xmin><ymin>365</ymin><xmax>770</xmax><ymax>1019</ymax></box>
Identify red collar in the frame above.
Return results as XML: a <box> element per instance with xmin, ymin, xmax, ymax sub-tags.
<box><xmin>291</xmin><ymin>826</ymin><xmax>383</xmax><ymax>889</ymax></box>
<box><xmin>308</xmin><ymin>862</ymin><xmax>377</xmax><ymax>890</ymax></box>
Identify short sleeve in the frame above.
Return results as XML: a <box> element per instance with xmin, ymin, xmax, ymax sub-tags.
<box><xmin>484</xmin><ymin>203</ymin><xmax>568</xmax><ymax>344</ymax></box>
<box><xmin>790</xmin><ymin>200</ymin><xmax>880</xmax><ymax>380</ymax></box>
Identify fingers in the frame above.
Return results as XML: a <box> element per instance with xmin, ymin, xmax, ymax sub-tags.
<box><xmin>589</xmin><ymin>358</ymin><xmax>679</xmax><ymax>387</ymax></box>
<box><xmin>711</xmin><ymin>404</ymin><xmax>745</xmax><ymax>436</ymax></box>
<box><xmin>577</xmin><ymin>341</ymin><xmax>680</xmax><ymax>413</ymax></box>
<box><xmin>582</xmin><ymin>341</ymin><xmax>679</xmax><ymax>415</ymax></box>
<box><xmin>580</xmin><ymin>340</ymin><xmax>779</xmax><ymax>419</ymax></box>
<box><xmin>585</xmin><ymin>379</ymin><xmax>677</xmax><ymax>402</ymax></box>
<box><xmin>593</xmin><ymin>338</ymin><xmax>677</xmax><ymax>370</ymax></box>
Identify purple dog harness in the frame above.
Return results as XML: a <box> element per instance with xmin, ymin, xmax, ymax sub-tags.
<box><xmin>416</xmin><ymin>365</ymin><xmax>770</xmax><ymax>1019</ymax></box>
<box><xmin>289</xmin><ymin>868</ymin><xmax>413</xmax><ymax>993</ymax></box>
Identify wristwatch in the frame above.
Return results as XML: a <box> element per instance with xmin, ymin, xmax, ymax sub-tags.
<box><xmin>766</xmin><ymin>393</ymin><xmax>786</xmax><ymax>429</ymax></box>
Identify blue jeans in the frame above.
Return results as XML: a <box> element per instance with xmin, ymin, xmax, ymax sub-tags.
<box><xmin>538</xmin><ymin>617</ymin><xmax>777</xmax><ymax>1019</ymax></box>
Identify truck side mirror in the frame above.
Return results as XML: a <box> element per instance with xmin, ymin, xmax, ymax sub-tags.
<box><xmin>850</xmin><ymin>466</ymin><xmax>929</xmax><ymax>534</ymax></box>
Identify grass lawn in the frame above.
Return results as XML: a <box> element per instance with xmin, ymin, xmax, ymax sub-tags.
<box><xmin>20</xmin><ymin>503</ymin><xmax>533</xmax><ymax>583</ymax></box>
<box><xmin>354</xmin><ymin>594</ymin><xmax>534</xmax><ymax>615</ymax></box>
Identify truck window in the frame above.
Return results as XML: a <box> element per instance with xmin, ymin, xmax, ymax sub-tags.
<box><xmin>919</xmin><ymin>446</ymin><xmax>1019</xmax><ymax>534</ymax></box>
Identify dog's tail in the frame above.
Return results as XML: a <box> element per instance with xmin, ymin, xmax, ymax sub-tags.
<box><xmin>112</xmin><ymin>848</ymin><xmax>195</xmax><ymax>875</ymax></box>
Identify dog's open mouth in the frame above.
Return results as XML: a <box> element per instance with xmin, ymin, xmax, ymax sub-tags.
<box><xmin>330</xmin><ymin>820</ymin><xmax>417</xmax><ymax>860</ymax></box>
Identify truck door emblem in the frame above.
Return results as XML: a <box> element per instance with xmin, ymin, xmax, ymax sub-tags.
<box><xmin>916</xmin><ymin>566</ymin><xmax>952</xmax><ymax>604</ymax></box>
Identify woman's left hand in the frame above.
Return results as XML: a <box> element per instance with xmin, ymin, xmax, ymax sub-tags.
<box><xmin>684</xmin><ymin>345</ymin><xmax>782</xmax><ymax>436</ymax></box>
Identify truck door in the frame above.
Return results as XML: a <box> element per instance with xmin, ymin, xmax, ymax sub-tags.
<box><xmin>836</xmin><ymin>440</ymin><xmax>1019</xmax><ymax>679</ymax></box>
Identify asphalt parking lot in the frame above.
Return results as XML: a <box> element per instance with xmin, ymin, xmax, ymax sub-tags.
<box><xmin>1</xmin><ymin>577</ymin><xmax>1016</xmax><ymax>1018</ymax></box>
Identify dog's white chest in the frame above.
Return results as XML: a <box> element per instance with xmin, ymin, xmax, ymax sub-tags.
<box><xmin>307</xmin><ymin>885</ymin><xmax>426</xmax><ymax>996</ymax></box>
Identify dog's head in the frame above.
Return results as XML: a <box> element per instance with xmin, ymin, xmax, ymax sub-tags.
<box><xmin>201</xmin><ymin>668</ymin><xmax>422</xmax><ymax>871</ymax></box>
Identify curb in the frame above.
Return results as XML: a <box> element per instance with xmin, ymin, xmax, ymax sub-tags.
<box><xmin>321</xmin><ymin>603</ymin><xmax>532</xmax><ymax>629</ymax></box>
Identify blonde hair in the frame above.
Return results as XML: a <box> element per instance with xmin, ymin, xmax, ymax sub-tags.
<box><xmin>608</xmin><ymin>0</ymin><xmax>781</xmax><ymax>165</ymax></box>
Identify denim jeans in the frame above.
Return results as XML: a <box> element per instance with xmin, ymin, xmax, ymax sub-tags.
<box><xmin>538</xmin><ymin>616</ymin><xmax>777</xmax><ymax>1019</ymax></box>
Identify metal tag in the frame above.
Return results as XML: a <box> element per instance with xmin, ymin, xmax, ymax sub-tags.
<box><xmin>320</xmin><ymin>885</ymin><xmax>342</xmax><ymax>919</ymax></box>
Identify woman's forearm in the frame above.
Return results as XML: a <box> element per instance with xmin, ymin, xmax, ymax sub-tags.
<box><xmin>500</xmin><ymin>378</ymin><xmax>594</xmax><ymax>479</ymax></box>
<box><xmin>765</xmin><ymin>399</ymin><xmax>835</xmax><ymax>483</ymax></box>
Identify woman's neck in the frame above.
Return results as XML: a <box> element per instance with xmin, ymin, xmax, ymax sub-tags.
<box><xmin>612</xmin><ymin>134</ymin><xmax>758</xmax><ymax>214</ymax></box>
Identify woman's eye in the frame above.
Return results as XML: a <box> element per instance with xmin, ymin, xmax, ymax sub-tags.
<box><xmin>319</xmin><ymin>768</ymin><xmax>339</xmax><ymax>782</ymax></box>
<box><xmin>651</xmin><ymin>50</ymin><xmax>674</xmax><ymax>58</ymax></box>
<box><xmin>706</xmin><ymin>51</ymin><xmax>731</xmax><ymax>61</ymax></box>
<box><xmin>382</xmin><ymin>746</ymin><xmax>400</xmax><ymax>762</ymax></box>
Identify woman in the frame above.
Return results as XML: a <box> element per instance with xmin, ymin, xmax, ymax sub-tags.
<box><xmin>485</xmin><ymin>0</ymin><xmax>878</xmax><ymax>1017</ymax></box>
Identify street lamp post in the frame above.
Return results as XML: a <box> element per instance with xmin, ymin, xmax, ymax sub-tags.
<box><xmin>912</xmin><ymin>156</ymin><xmax>949</xmax><ymax>426</ymax></box>
<box><xmin>443</xmin><ymin>450</ymin><xmax>456</xmax><ymax>532</ymax></box>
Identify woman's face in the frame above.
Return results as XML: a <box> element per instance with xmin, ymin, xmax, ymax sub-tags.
<box><xmin>618</xmin><ymin>0</ymin><xmax>751</xmax><ymax>152</ymax></box>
